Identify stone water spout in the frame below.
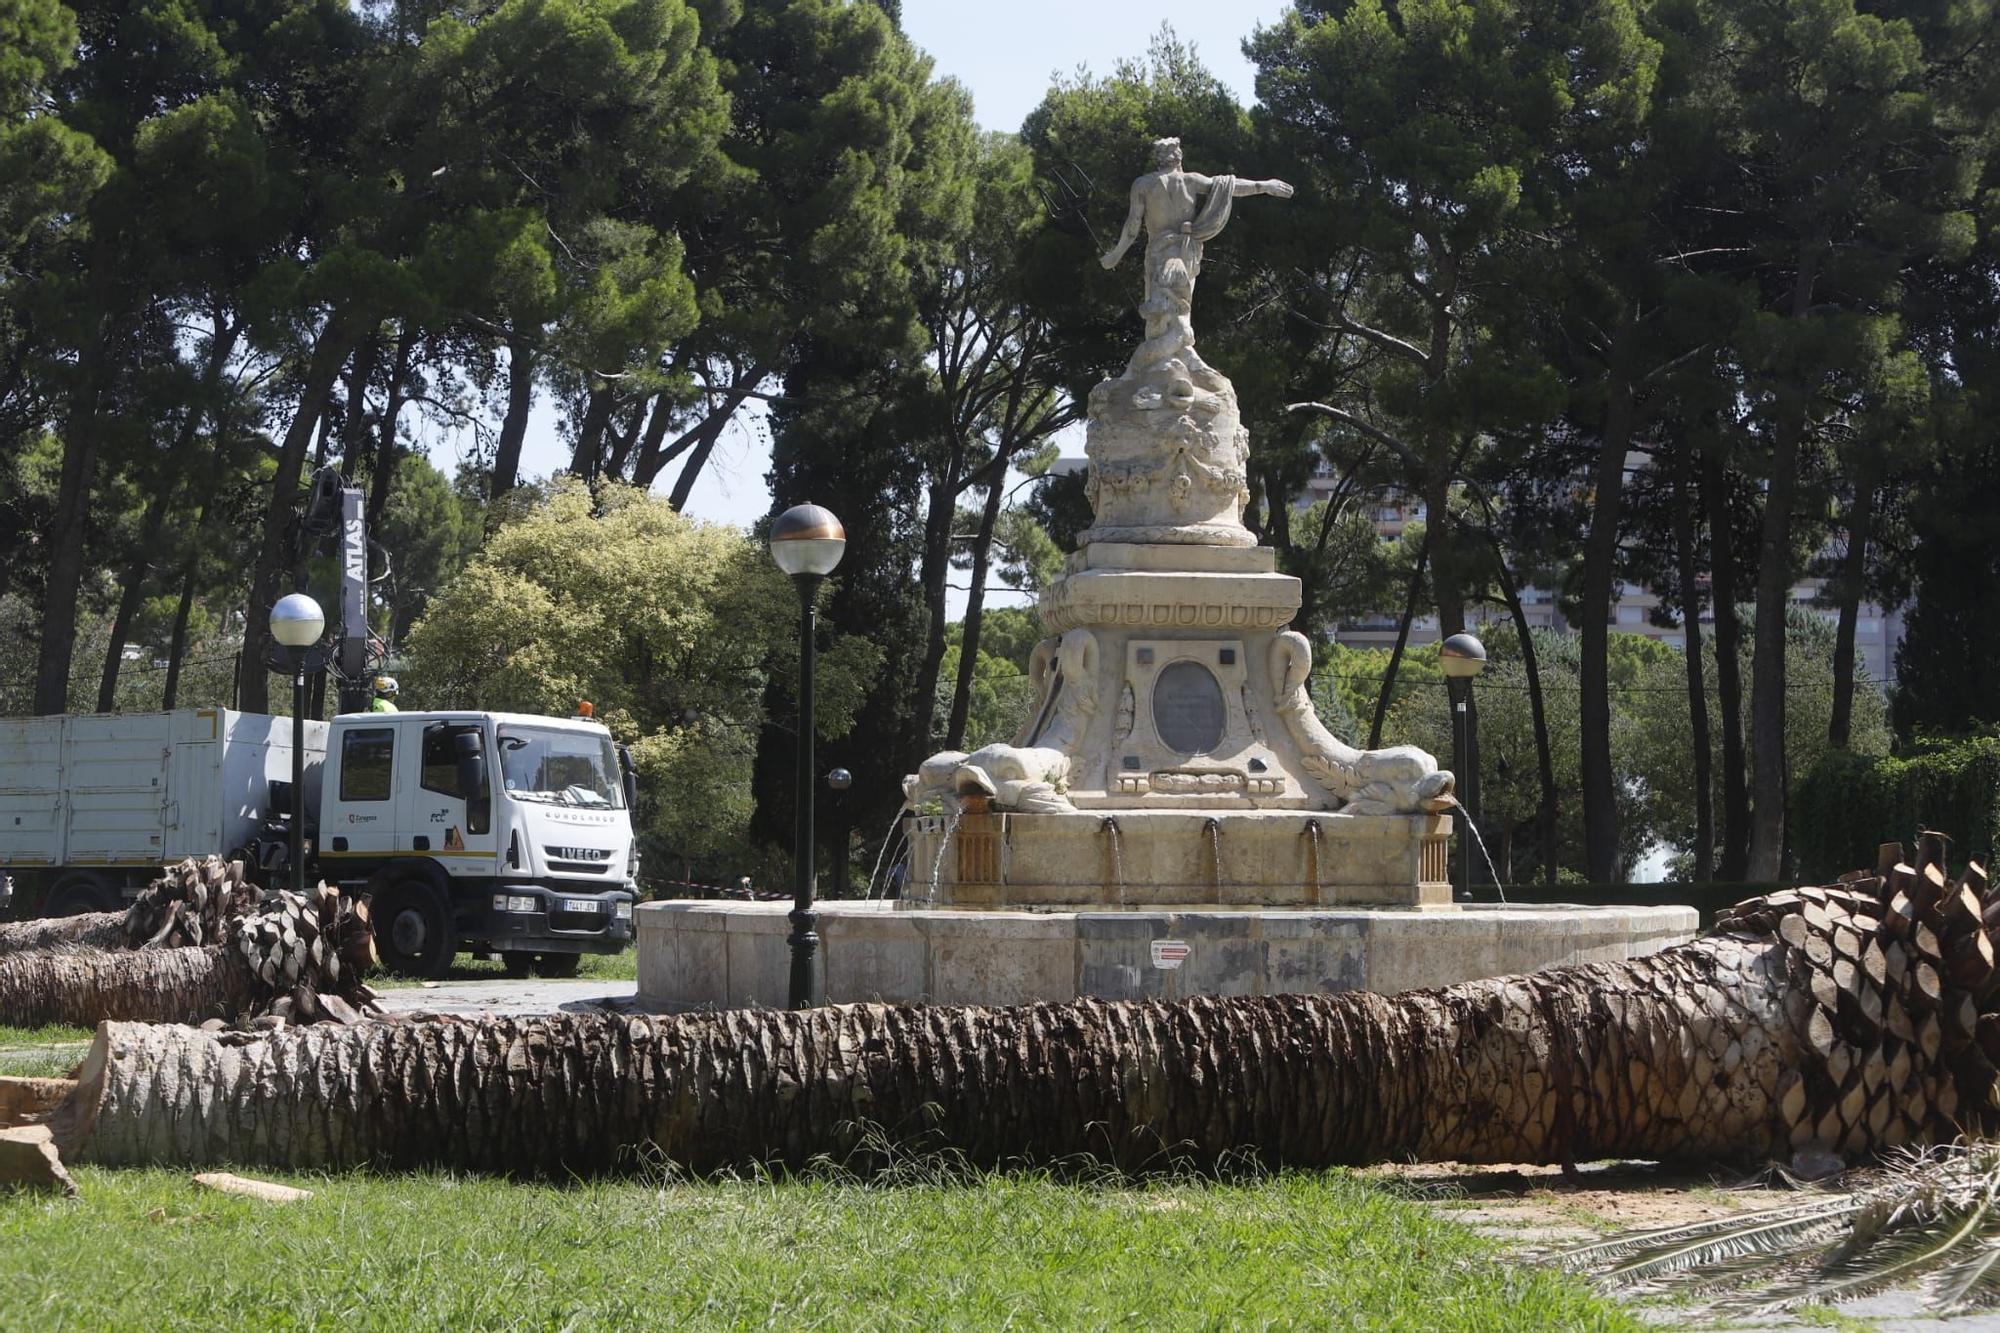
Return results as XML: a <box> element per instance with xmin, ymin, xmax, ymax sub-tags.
<box><xmin>1303</xmin><ymin>818</ymin><xmax>1324</xmax><ymax>906</ymax></box>
<box><xmin>1100</xmin><ymin>816</ymin><xmax>1126</xmax><ymax>906</ymax></box>
<box><xmin>1203</xmin><ymin>818</ymin><xmax>1223</xmax><ymax>897</ymax></box>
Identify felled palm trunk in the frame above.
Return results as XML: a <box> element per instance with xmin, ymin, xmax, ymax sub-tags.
<box><xmin>0</xmin><ymin>860</ymin><xmax>378</xmax><ymax>1029</ymax></box>
<box><xmin>0</xmin><ymin>857</ymin><xmax>262</xmax><ymax>961</ymax></box>
<box><xmin>0</xmin><ymin>947</ymin><xmax>252</xmax><ymax>1028</ymax></box>
<box><xmin>0</xmin><ymin>913</ymin><xmax>126</xmax><ymax>955</ymax></box>
<box><xmin>51</xmin><ymin>842</ymin><xmax>1998</xmax><ymax>1179</ymax></box>
<box><xmin>56</xmin><ymin>955</ymin><xmax>1778</xmax><ymax>1176</ymax></box>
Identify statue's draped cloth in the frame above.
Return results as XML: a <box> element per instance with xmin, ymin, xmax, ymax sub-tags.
<box><xmin>1144</xmin><ymin>175</ymin><xmax>1237</xmax><ymax>309</ymax></box>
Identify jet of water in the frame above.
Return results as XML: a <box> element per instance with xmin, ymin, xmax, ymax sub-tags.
<box><xmin>1446</xmin><ymin>797</ymin><xmax>1508</xmax><ymax>904</ymax></box>
<box><xmin>926</xmin><ymin>809</ymin><xmax>964</xmax><ymax>907</ymax></box>
<box><xmin>864</xmin><ymin>809</ymin><xmax>908</xmax><ymax>900</ymax></box>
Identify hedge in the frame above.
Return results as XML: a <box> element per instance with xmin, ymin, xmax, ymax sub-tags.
<box><xmin>1792</xmin><ymin>737</ymin><xmax>2000</xmax><ymax>883</ymax></box>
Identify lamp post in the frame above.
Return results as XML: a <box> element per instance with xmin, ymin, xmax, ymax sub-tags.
<box><xmin>769</xmin><ymin>503</ymin><xmax>846</xmax><ymax>1009</ymax></box>
<box><xmin>1440</xmin><ymin>631</ymin><xmax>1487</xmax><ymax>896</ymax></box>
<box><xmin>270</xmin><ymin>592</ymin><xmax>325</xmax><ymax>896</ymax></box>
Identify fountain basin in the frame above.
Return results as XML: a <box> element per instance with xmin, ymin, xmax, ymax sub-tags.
<box><xmin>635</xmin><ymin>899</ymin><xmax>1699</xmax><ymax>1012</ymax></box>
<box><xmin>903</xmin><ymin>809</ymin><xmax>1453</xmax><ymax>910</ymax></box>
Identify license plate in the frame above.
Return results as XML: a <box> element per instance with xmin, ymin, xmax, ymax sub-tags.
<box><xmin>561</xmin><ymin>898</ymin><xmax>601</xmax><ymax>914</ymax></box>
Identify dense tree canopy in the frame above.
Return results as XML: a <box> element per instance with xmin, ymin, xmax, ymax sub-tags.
<box><xmin>4</xmin><ymin>0</ymin><xmax>1996</xmax><ymax>888</ymax></box>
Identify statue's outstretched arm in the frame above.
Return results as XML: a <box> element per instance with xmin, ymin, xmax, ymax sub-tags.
<box><xmin>1101</xmin><ymin>183</ymin><xmax>1145</xmax><ymax>268</ymax></box>
<box><xmin>1232</xmin><ymin>177</ymin><xmax>1295</xmax><ymax>199</ymax></box>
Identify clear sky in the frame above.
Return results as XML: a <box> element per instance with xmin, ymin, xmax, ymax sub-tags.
<box><xmin>434</xmin><ymin>0</ymin><xmax>1290</xmax><ymax>605</ymax></box>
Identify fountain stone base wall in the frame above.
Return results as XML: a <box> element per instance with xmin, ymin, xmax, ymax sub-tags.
<box><xmin>635</xmin><ymin>899</ymin><xmax>1701</xmax><ymax>1012</ymax></box>
<box><xmin>902</xmin><ymin>809</ymin><xmax>1453</xmax><ymax>909</ymax></box>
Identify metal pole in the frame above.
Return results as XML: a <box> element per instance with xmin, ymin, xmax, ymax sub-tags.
<box><xmin>1451</xmin><ymin>680</ymin><xmax>1470</xmax><ymax>895</ymax></box>
<box><xmin>788</xmin><ymin>575</ymin><xmax>822</xmax><ymax>1009</ymax></box>
<box><xmin>291</xmin><ymin>650</ymin><xmax>307</xmax><ymax>897</ymax></box>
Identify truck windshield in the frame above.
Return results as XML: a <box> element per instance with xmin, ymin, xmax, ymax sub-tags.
<box><xmin>496</xmin><ymin>726</ymin><xmax>626</xmax><ymax>809</ymax></box>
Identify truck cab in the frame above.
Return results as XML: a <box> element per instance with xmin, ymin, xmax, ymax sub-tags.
<box><xmin>317</xmin><ymin>710</ymin><xmax>637</xmax><ymax>977</ymax></box>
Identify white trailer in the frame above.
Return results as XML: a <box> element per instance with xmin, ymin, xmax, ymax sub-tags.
<box><xmin>0</xmin><ymin>709</ymin><xmax>326</xmax><ymax>914</ymax></box>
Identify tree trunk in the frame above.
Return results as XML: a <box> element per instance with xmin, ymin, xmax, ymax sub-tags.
<box><xmin>1486</xmin><ymin>530</ymin><xmax>1558</xmax><ymax>887</ymax></box>
<box><xmin>236</xmin><ymin>313</ymin><xmax>359</xmax><ymax>714</ymax></box>
<box><xmin>161</xmin><ymin>553</ymin><xmax>201</xmax><ymax>711</ymax></box>
<box><xmin>162</xmin><ymin>418</ymin><xmax>234</xmax><ymax>713</ymax></box>
<box><xmin>945</xmin><ymin>462</ymin><xmax>1006</xmax><ymax>749</ymax></box>
<box><xmin>491</xmin><ymin>335</ymin><xmax>536</xmax><ymax>498</ymax></box>
<box><xmin>340</xmin><ymin>330</ymin><xmax>381</xmax><ymax>473</ymax></box>
<box><xmin>363</xmin><ymin>334</ymin><xmax>414</xmax><ymax>538</ymax></box>
<box><xmin>650</xmin><ymin>363</ymin><xmax>770</xmax><ymax>497</ymax></box>
<box><xmin>1705</xmin><ymin>452</ymin><xmax>1752</xmax><ymax>882</ymax></box>
<box><xmin>621</xmin><ymin>390</ymin><xmax>674</xmax><ymax>487</ymax></box>
<box><xmin>568</xmin><ymin>385</ymin><xmax>616</xmax><ymax>481</ymax></box>
<box><xmin>910</xmin><ymin>470</ymin><xmax>961</xmax><ymax>766</ymax></box>
<box><xmin>97</xmin><ymin>317</ymin><xmax>240</xmax><ymax>711</ymax></box>
<box><xmin>1579</xmin><ymin>324</ymin><xmax>1637</xmax><ymax>885</ymax></box>
<box><xmin>33</xmin><ymin>329</ymin><xmax>112</xmax><ymax>715</ymax></box>
<box><xmin>1422</xmin><ymin>469</ymin><xmax>1477</xmax><ymax>822</ymax></box>
<box><xmin>1369</xmin><ymin>531</ymin><xmax>1431</xmax><ymax>750</ymax></box>
<box><xmin>1263</xmin><ymin>463</ymin><xmax>1293</xmax><ymax>552</ymax></box>
<box><xmin>53</xmin><ymin>855</ymin><xmax>2000</xmax><ymax>1179</ymax></box>
<box><xmin>1828</xmin><ymin>481</ymin><xmax>1876</xmax><ymax>750</ymax></box>
<box><xmin>602</xmin><ymin>398</ymin><xmax>647</xmax><ymax>481</ymax></box>
<box><xmin>1673</xmin><ymin>437</ymin><xmax>1715</xmax><ymax>883</ymax></box>
<box><xmin>95</xmin><ymin>506</ymin><xmax>160</xmax><ymax>712</ymax></box>
<box><xmin>664</xmin><ymin>402</ymin><xmax>746</xmax><ymax>510</ymax></box>
<box><xmin>1747</xmin><ymin>254</ymin><xmax>1820</xmax><ymax>882</ymax></box>
<box><xmin>0</xmin><ymin>947</ymin><xmax>251</xmax><ymax>1029</ymax></box>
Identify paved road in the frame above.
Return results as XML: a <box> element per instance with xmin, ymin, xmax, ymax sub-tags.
<box><xmin>372</xmin><ymin>979</ymin><xmax>638</xmax><ymax>1018</ymax></box>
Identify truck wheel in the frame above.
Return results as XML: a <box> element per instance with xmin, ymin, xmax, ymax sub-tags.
<box><xmin>534</xmin><ymin>953</ymin><xmax>581</xmax><ymax>979</ymax></box>
<box><xmin>47</xmin><ymin>873</ymin><xmax>118</xmax><ymax>917</ymax></box>
<box><xmin>373</xmin><ymin>879</ymin><xmax>453</xmax><ymax>979</ymax></box>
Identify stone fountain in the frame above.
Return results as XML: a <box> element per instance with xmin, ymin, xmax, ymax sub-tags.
<box><xmin>635</xmin><ymin>138</ymin><xmax>1695</xmax><ymax>1011</ymax></box>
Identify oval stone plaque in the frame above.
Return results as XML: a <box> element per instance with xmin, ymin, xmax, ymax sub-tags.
<box><xmin>1152</xmin><ymin>660</ymin><xmax>1226</xmax><ymax>755</ymax></box>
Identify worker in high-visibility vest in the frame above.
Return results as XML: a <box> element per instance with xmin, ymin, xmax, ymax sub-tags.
<box><xmin>370</xmin><ymin>675</ymin><xmax>400</xmax><ymax>713</ymax></box>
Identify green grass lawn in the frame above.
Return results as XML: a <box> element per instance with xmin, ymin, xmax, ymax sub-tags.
<box><xmin>0</xmin><ymin>1164</ymin><xmax>1634</xmax><ymax>1330</ymax></box>
<box><xmin>0</xmin><ymin>1023</ymin><xmax>91</xmax><ymax>1079</ymax></box>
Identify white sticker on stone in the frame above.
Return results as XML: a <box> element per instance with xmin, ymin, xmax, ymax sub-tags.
<box><xmin>1151</xmin><ymin>939</ymin><xmax>1191</xmax><ymax>970</ymax></box>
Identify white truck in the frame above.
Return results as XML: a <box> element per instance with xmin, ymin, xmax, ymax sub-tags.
<box><xmin>0</xmin><ymin>706</ymin><xmax>638</xmax><ymax>978</ymax></box>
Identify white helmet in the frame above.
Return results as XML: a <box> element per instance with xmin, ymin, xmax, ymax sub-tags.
<box><xmin>373</xmin><ymin>674</ymin><xmax>399</xmax><ymax>697</ymax></box>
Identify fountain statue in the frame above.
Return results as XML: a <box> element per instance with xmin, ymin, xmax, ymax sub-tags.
<box><xmin>902</xmin><ymin>137</ymin><xmax>1458</xmax><ymax>910</ymax></box>
<box><xmin>634</xmin><ymin>139</ymin><xmax>1698</xmax><ymax>1011</ymax></box>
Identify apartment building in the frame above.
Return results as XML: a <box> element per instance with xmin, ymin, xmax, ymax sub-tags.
<box><xmin>1299</xmin><ymin>469</ymin><xmax>1905</xmax><ymax>685</ymax></box>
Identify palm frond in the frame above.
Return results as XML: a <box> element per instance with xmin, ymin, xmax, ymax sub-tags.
<box><xmin>1727</xmin><ymin>1196</ymin><xmax>1995</xmax><ymax>1314</ymax></box>
<box><xmin>1572</xmin><ymin>1198</ymin><xmax>1863</xmax><ymax>1287</ymax></box>
<box><xmin>1611</xmin><ymin>1238</ymin><xmax>1833</xmax><ymax>1303</ymax></box>
<box><xmin>1928</xmin><ymin>1240</ymin><xmax>2000</xmax><ymax>1315</ymax></box>
<box><xmin>1566</xmin><ymin>1144</ymin><xmax>2000</xmax><ymax>1320</ymax></box>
